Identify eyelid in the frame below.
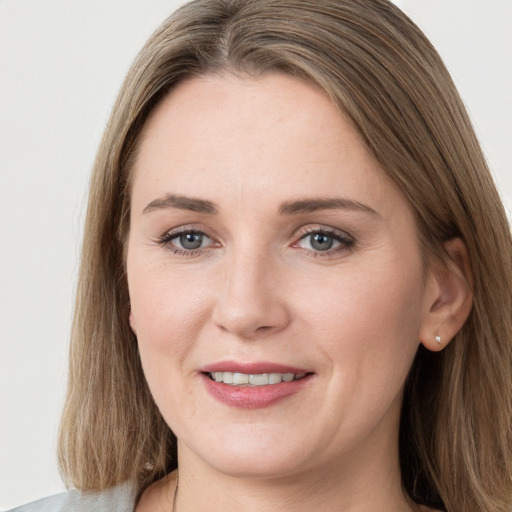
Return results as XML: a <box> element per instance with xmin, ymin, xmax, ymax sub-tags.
<box><xmin>158</xmin><ymin>223</ymin><xmax>216</xmax><ymax>240</ymax></box>
<box><xmin>291</xmin><ymin>224</ymin><xmax>355</xmax><ymax>256</ymax></box>
<box><xmin>294</xmin><ymin>224</ymin><xmax>354</xmax><ymax>241</ymax></box>
<box><xmin>156</xmin><ymin>224</ymin><xmax>221</xmax><ymax>254</ymax></box>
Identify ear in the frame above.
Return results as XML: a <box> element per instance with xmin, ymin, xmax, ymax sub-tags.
<box><xmin>129</xmin><ymin>309</ymin><xmax>137</xmax><ymax>335</ymax></box>
<box><xmin>420</xmin><ymin>238</ymin><xmax>473</xmax><ymax>352</ymax></box>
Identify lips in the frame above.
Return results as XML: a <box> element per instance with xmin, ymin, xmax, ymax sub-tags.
<box><xmin>199</xmin><ymin>361</ymin><xmax>314</xmax><ymax>409</ymax></box>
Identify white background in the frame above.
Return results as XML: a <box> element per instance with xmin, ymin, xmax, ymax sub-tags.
<box><xmin>1</xmin><ymin>0</ymin><xmax>510</xmax><ymax>509</ymax></box>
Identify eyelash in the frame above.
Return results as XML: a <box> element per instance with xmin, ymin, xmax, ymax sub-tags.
<box><xmin>292</xmin><ymin>226</ymin><xmax>355</xmax><ymax>258</ymax></box>
<box><xmin>157</xmin><ymin>227</ymin><xmax>218</xmax><ymax>257</ymax></box>
<box><xmin>157</xmin><ymin>225</ymin><xmax>355</xmax><ymax>258</ymax></box>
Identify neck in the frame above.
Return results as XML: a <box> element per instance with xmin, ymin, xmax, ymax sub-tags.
<box><xmin>171</xmin><ymin>440</ymin><xmax>414</xmax><ymax>512</ymax></box>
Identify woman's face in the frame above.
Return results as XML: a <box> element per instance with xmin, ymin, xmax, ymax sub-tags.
<box><xmin>127</xmin><ymin>73</ymin><xmax>437</xmax><ymax>479</ymax></box>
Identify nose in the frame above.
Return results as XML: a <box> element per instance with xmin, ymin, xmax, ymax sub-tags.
<box><xmin>211</xmin><ymin>249</ymin><xmax>292</xmax><ymax>340</ymax></box>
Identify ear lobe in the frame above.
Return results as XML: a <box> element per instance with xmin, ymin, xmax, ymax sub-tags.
<box><xmin>129</xmin><ymin>310</ymin><xmax>137</xmax><ymax>335</ymax></box>
<box><xmin>420</xmin><ymin>238</ymin><xmax>473</xmax><ymax>352</ymax></box>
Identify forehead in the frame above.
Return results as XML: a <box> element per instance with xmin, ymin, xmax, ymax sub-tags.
<box><xmin>130</xmin><ymin>72</ymin><xmax>403</xmax><ymax>217</ymax></box>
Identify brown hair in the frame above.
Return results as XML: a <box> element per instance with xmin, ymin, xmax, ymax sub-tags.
<box><xmin>58</xmin><ymin>1</ymin><xmax>512</xmax><ymax>510</ymax></box>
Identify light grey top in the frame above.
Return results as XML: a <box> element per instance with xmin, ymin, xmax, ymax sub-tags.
<box><xmin>6</xmin><ymin>482</ymin><xmax>137</xmax><ymax>512</ymax></box>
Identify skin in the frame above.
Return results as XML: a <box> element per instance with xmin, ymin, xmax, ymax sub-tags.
<box><xmin>128</xmin><ymin>73</ymin><xmax>470</xmax><ymax>511</ymax></box>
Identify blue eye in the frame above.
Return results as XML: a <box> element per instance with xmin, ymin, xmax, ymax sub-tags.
<box><xmin>160</xmin><ymin>230</ymin><xmax>214</xmax><ymax>252</ymax></box>
<box><xmin>295</xmin><ymin>229</ymin><xmax>353</xmax><ymax>254</ymax></box>
<box><xmin>177</xmin><ymin>232</ymin><xmax>206</xmax><ymax>250</ymax></box>
<box><xmin>308</xmin><ymin>233</ymin><xmax>336</xmax><ymax>251</ymax></box>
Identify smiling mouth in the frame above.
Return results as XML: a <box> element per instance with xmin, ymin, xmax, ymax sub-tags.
<box><xmin>207</xmin><ymin>372</ymin><xmax>308</xmax><ymax>386</ymax></box>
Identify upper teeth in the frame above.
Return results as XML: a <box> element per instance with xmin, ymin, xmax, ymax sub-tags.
<box><xmin>209</xmin><ymin>372</ymin><xmax>306</xmax><ymax>386</ymax></box>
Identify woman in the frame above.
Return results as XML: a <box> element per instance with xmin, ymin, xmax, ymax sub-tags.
<box><xmin>10</xmin><ymin>0</ymin><xmax>512</xmax><ymax>511</ymax></box>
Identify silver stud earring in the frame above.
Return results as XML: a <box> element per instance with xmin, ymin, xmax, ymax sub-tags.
<box><xmin>435</xmin><ymin>335</ymin><xmax>442</xmax><ymax>344</ymax></box>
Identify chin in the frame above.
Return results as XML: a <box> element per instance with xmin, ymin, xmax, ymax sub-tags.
<box><xmin>207</xmin><ymin>454</ymin><xmax>310</xmax><ymax>481</ymax></box>
<box><xmin>178</xmin><ymin>425</ymin><xmax>318</xmax><ymax>479</ymax></box>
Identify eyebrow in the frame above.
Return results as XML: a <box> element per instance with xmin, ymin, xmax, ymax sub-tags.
<box><xmin>143</xmin><ymin>194</ymin><xmax>218</xmax><ymax>215</ymax></box>
<box><xmin>279</xmin><ymin>197</ymin><xmax>379</xmax><ymax>216</ymax></box>
<box><xmin>142</xmin><ymin>194</ymin><xmax>378</xmax><ymax>217</ymax></box>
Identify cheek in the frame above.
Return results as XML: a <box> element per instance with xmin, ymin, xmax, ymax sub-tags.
<box><xmin>129</xmin><ymin>251</ymin><xmax>210</xmax><ymax>336</ymax></box>
<box><xmin>296</xmin><ymin>259</ymin><xmax>425</xmax><ymax>379</ymax></box>
<box><xmin>290</xmin><ymin>261</ymin><xmax>425</xmax><ymax>443</ymax></box>
<box><xmin>128</xmin><ymin>263</ymin><xmax>214</xmax><ymax>428</ymax></box>
<box><xmin>127</xmin><ymin>257</ymin><xmax>213</xmax><ymax>381</ymax></box>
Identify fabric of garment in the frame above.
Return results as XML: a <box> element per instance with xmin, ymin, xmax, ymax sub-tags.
<box><xmin>5</xmin><ymin>482</ymin><xmax>137</xmax><ymax>512</ymax></box>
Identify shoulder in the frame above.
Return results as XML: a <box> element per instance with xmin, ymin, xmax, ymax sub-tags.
<box><xmin>6</xmin><ymin>492</ymin><xmax>69</xmax><ymax>512</ymax></box>
<box><xmin>6</xmin><ymin>482</ymin><xmax>137</xmax><ymax>512</ymax></box>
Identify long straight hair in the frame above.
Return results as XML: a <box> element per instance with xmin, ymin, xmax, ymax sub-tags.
<box><xmin>58</xmin><ymin>1</ymin><xmax>512</xmax><ymax>510</ymax></box>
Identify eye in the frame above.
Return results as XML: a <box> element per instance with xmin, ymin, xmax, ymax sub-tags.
<box><xmin>158</xmin><ymin>229</ymin><xmax>217</xmax><ymax>254</ymax></box>
<box><xmin>293</xmin><ymin>228</ymin><xmax>354</xmax><ymax>255</ymax></box>
<box><xmin>301</xmin><ymin>232</ymin><xmax>338</xmax><ymax>251</ymax></box>
<box><xmin>175</xmin><ymin>232</ymin><xmax>209</xmax><ymax>250</ymax></box>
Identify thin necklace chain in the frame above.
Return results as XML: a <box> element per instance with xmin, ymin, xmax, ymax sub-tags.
<box><xmin>171</xmin><ymin>473</ymin><xmax>179</xmax><ymax>512</ymax></box>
